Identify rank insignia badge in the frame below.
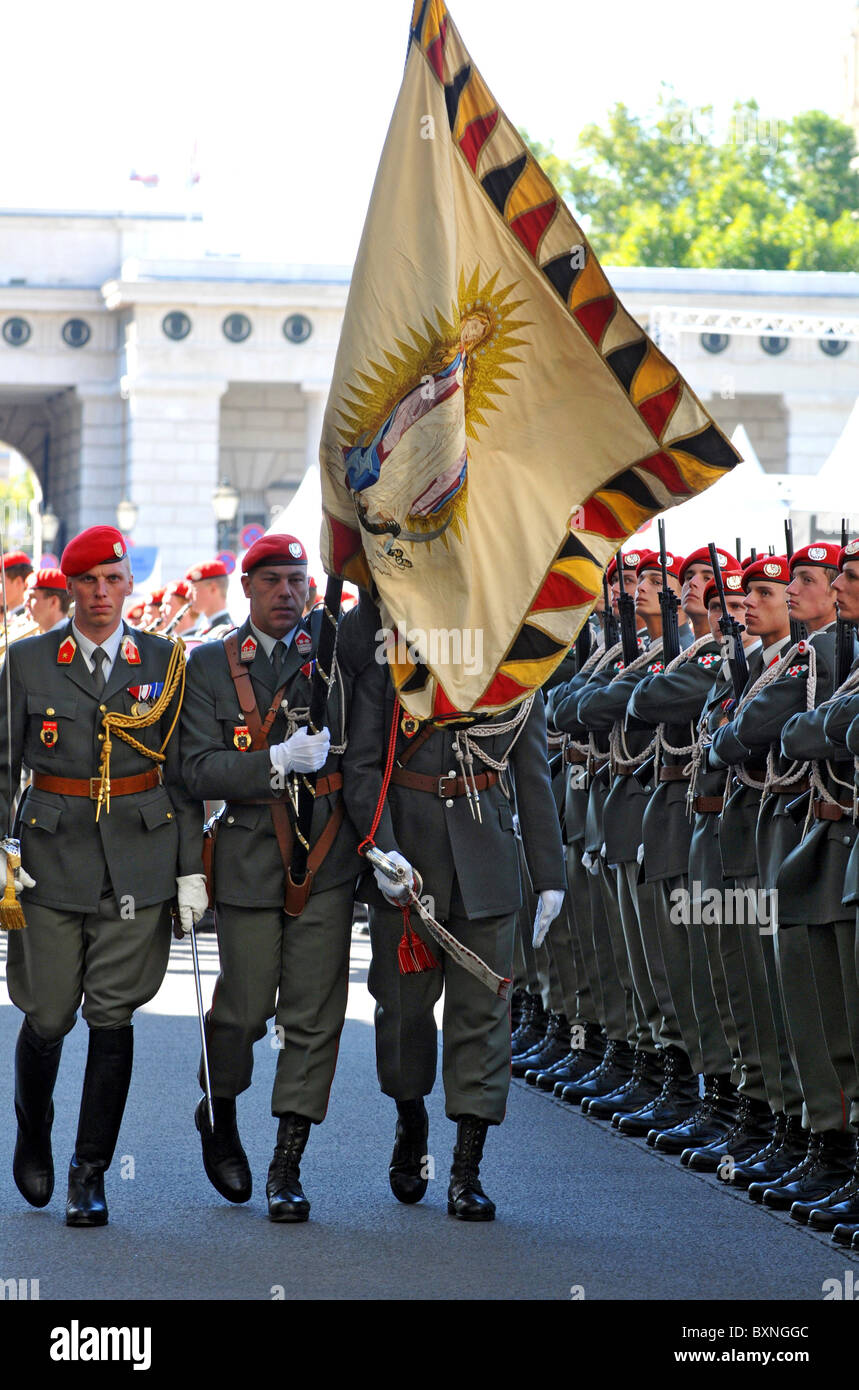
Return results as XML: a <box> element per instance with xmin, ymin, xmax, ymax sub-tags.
<box><xmin>240</xmin><ymin>635</ymin><xmax>258</xmax><ymax>663</ymax></box>
<box><xmin>121</xmin><ymin>635</ymin><xmax>141</xmax><ymax>665</ymax></box>
<box><xmin>57</xmin><ymin>636</ymin><xmax>76</xmax><ymax>664</ymax></box>
<box><xmin>295</xmin><ymin>630</ymin><xmax>313</xmax><ymax>656</ymax></box>
<box><xmin>233</xmin><ymin>725</ymin><xmax>252</xmax><ymax>751</ymax></box>
<box><xmin>300</xmin><ymin>660</ymin><xmax>316</xmax><ymax>680</ymax></box>
<box><xmin>40</xmin><ymin>720</ymin><xmax>58</xmax><ymax>747</ymax></box>
<box><xmin>400</xmin><ymin>714</ymin><xmax>421</xmax><ymax>738</ymax></box>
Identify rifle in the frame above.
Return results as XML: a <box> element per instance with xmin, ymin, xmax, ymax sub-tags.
<box><xmin>835</xmin><ymin>516</ymin><xmax>856</xmax><ymax>688</ymax></box>
<box><xmin>783</xmin><ymin>520</ymin><xmax>806</xmax><ymax>647</ymax></box>
<box><xmin>574</xmin><ymin>621</ymin><xmax>592</xmax><ymax>671</ymax></box>
<box><xmin>735</xmin><ymin>537</ymin><xmax>743</xmax><ymax>563</ymax></box>
<box><xmin>708</xmin><ymin>541</ymin><xmax>748</xmax><ymax>701</ymax></box>
<box><xmin>658</xmin><ymin>519</ymin><xmax>681</xmax><ymax>664</ymax></box>
<box><xmin>602</xmin><ymin>563</ymin><xmax>620</xmax><ymax>650</ymax></box>
<box><xmin>616</xmin><ymin>559</ymin><xmax>639</xmax><ymax>666</ymax></box>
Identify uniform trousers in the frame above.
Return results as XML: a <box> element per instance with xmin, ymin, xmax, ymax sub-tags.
<box><xmin>7</xmin><ymin>894</ymin><xmax>171</xmax><ymax>1040</ymax></box>
<box><xmin>207</xmin><ymin>881</ymin><xmax>354</xmax><ymax>1123</ymax></box>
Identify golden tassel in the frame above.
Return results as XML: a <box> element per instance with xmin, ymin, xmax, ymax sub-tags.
<box><xmin>0</xmin><ymin>843</ymin><xmax>26</xmax><ymax>930</ymax></box>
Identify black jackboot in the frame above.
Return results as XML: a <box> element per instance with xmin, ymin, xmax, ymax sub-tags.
<box><xmin>531</xmin><ymin>1023</ymin><xmax>604</xmax><ymax>1090</ymax></box>
<box><xmin>682</xmin><ymin>1095</ymin><xmax>774</xmax><ymax>1172</ymax></box>
<box><xmin>615</xmin><ymin>1046</ymin><xmax>699</xmax><ymax>1136</ymax></box>
<box><xmin>510</xmin><ymin>994</ymin><xmax>547</xmax><ymax>1059</ymax></box>
<box><xmin>389</xmin><ymin>1098</ymin><xmax>429</xmax><ymax>1204</ymax></box>
<box><xmin>557</xmin><ymin>1039</ymin><xmax>635</xmax><ymax>1104</ymax></box>
<box><xmin>448</xmin><ymin>1117</ymin><xmax>495</xmax><ymax>1221</ymax></box>
<box><xmin>583</xmin><ymin>1048</ymin><xmax>663</xmax><ymax>1120</ymax></box>
<box><xmin>267</xmin><ymin>1113</ymin><xmax>312</xmax><ymax>1222</ymax></box>
<box><xmin>513</xmin><ymin>1013</ymin><xmax>569</xmax><ymax>1077</ymax></box>
<box><xmin>66</xmin><ymin>1026</ymin><xmax>134</xmax><ymax>1228</ymax></box>
<box><xmin>13</xmin><ymin>1019</ymin><xmax>63</xmax><ymax>1208</ymax></box>
<box><xmin>729</xmin><ymin>1114</ymin><xmax>807</xmax><ymax>1190</ymax></box>
<box><xmin>195</xmin><ymin>1096</ymin><xmax>252</xmax><ymax>1203</ymax></box>
<box><xmin>650</xmin><ymin>1074</ymin><xmax>737</xmax><ymax>1153</ymax></box>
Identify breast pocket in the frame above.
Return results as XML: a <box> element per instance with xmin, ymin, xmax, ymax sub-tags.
<box><xmin>27</xmin><ymin>693</ymin><xmax>77</xmax><ymax>721</ymax></box>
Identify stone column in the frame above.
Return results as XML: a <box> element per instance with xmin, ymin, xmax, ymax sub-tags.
<box><xmin>300</xmin><ymin>381</ymin><xmax>330</xmax><ymax>478</ymax></box>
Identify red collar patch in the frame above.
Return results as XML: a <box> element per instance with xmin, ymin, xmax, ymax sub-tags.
<box><xmin>57</xmin><ymin>636</ymin><xmax>76</xmax><ymax>665</ymax></box>
<box><xmin>121</xmin><ymin>635</ymin><xmax>141</xmax><ymax>665</ymax></box>
<box><xmin>240</xmin><ymin>635</ymin><xmax>258</xmax><ymax>664</ymax></box>
<box><xmin>295</xmin><ymin>630</ymin><xmax>312</xmax><ymax>656</ymax></box>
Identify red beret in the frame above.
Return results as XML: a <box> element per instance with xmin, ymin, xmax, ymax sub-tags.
<box><xmin>2</xmin><ymin>550</ymin><xmax>32</xmax><ymax>571</ymax></box>
<box><xmin>789</xmin><ymin>543</ymin><xmax>841</xmax><ymax>573</ymax></box>
<box><xmin>164</xmin><ymin>579</ymin><xmax>192</xmax><ymax>602</ymax></box>
<box><xmin>704</xmin><ymin>569</ymin><xmax>746</xmax><ymax>607</ymax></box>
<box><xmin>743</xmin><ymin>556</ymin><xmax>790</xmax><ymax>590</ymax></box>
<box><xmin>145</xmin><ymin>587</ymin><xmax>166</xmax><ymax>607</ymax></box>
<box><xmin>242</xmin><ymin>534</ymin><xmax>308</xmax><ymax>572</ymax></box>
<box><xmin>636</xmin><ymin>549</ymin><xmax>684</xmax><ymax>580</ymax></box>
<box><xmin>186</xmin><ymin>559</ymin><xmax>228</xmax><ymax>582</ymax></box>
<box><xmin>679</xmin><ymin>546</ymin><xmax>735</xmax><ymax>584</ymax></box>
<box><xmin>32</xmin><ymin>567</ymin><xmax>67</xmax><ymax>593</ymax></box>
<box><xmin>125</xmin><ymin>601</ymin><xmax>145</xmax><ymax>624</ymax></box>
<box><xmin>838</xmin><ymin>540</ymin><xmax>859</xmax><ymax>571</ymax></box>
<box><xmin>607</xmin><ymin>550</ymin><xmax>643</xmax><ymax>583</ymax></box>
<box><xmin>61</xmin><ymin>527</ymin><xmax>128</xmax><ymax>577</ymax></box>
<box><xmin>741</xmin><ymin>550</ymin><xmax>772</xmax><ymax>569</ymax></box>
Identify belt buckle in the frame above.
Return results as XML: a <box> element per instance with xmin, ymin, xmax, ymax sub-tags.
<box><xmin>89</xmin><ymin>777</ymin><xmax>102</xmax><ymax>800</ymax></box>
<box><xmin>438</xmin><ymin>775</ymin><xmax>452</xmax><ymax>797</ymax></box>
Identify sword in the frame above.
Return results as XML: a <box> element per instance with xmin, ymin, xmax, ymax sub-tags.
<box><xmin>189</xmin><ymin>922</ymin><xmax>214</xmax><ymax>1130</ymax></box>
<box><xmin>364</xmin><ymin>845</ymin><xmax>511</xmax><ymax>999</ymax></box>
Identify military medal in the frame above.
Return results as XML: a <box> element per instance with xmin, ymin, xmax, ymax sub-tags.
<box><xmin>57</xmin><ymin>636</ymin><xmax>76</xmax><ymax>664</ymax></box>
<box><xmin>400</xmin><ymin>714</ymin><xmax>420</xmax><ymax>738</ymax></box>
<box><xmin>240</xmin><ymin>635</ymin><xmax>257</xmax><ymax>663</ymax></box>
<box><xmin>295</xmin><ymin>630</ymin><xmax>312</xmax><ymax>656</ymax></box>
<box><xmin>121</xmin><ymin>635</ymin><xmax>141</xmax><ymax>665</ymax></box>
<box><xmin>233</xmin><ymin>724</ymin><xmax>252</xmax><ymax>751</ymax></box>
<box><xmin>40</xmin><ymin>720</ymin><xmax>58</xmax><ymax>747</ymax></box>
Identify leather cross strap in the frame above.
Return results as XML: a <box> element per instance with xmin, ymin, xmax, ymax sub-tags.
<box><xmin>222</xmin><ymin>632</ymin><xmax>343</xmax><ymax>915</ymax></box>
<box><xmin>33</xmin><ymin>769</ymin><xmax>160</xmax><ymax>799</ymax></box>
<box><xmin>390</xmin><ymin>767</ymin><xmax>499</xmax><ymax>798</ymax></box>
<box><xmin>812</xmin><ymin>799</ymin><xmax>854</xmax><ymax>823</ymax></box>
<box><xmin>693</xmin><ymin>795</ymin><xmax>724</xmax><ymax>814</ymax></box>
<box><xmin>659</xmin><ymin>765</ymin><xmax>690</xmax><ymax>783</ymax></box>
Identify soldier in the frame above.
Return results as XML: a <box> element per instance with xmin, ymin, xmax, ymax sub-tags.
<box><xmin>0</xmin><ymin>549</ymin><xmax>33</xmax><ymax>618</ymax></box>
<box><xmin>158</xmin><ymin>579</ymin><xmax>194</xmax><ymax>632</ymax></box>
<box><xmin>185</xmin><ymin>559</ymin><xmax>234</xmax><ymax>641</ymax></box>
<box><xmin>3</xmin><ymin>525</ymin><xmax>204</xmax><ymax>1227</ymax></box>
<box><xmin>25</xmin><ymin>568</ymin><xmax>71</xmax><ymax>634</ymax></box>
<box><xmin>342</xmin><ymin>618</ymin><xmax>565</xmax><ymax>1220</ymax></box>
<box><xmin>180</xmin><ymin>534</ymin><xmax>362</xmax><ymax>1223</ymax></box>
<box><xmin>141</xmin><ymin>587</ymin><xmax>166</xmax><ymax>631</ymax></box>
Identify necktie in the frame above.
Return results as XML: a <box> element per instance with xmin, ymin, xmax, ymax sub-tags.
<box><xmin>91</xmin><ymin>646</ymin><xmax>108</xmax><ymax>695</ymax></box>
<box><xmin>271</xmin><ymin>640</ymin><xmax>286</xmax><ymax>681</ymax></box>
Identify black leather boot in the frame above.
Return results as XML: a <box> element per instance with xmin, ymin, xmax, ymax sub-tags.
<box><xmin>805</xmin><ymin>1165</ymin><xmax>859</xmax><ymax>1232</ymax></box>
<box><xmin>748</xmin><ymin>1131</ymin><xmax>819</xmax><ymax>1203</ymax></box>
<box><xmin>533</xmin><ymin>1023</ymin><xmax>604</xmax><ymax>1090</ymax></box>
<box><xmin>66</xmin><ymin>1026</ymin><xmax>133</xmax><ymax>1228</ymax></box>
<box><xmin>509</xmin><ymin>993</ymin><xmax>546</xmax><ymax>1057</ymax></box>
<box><xmin>509</xmin><ymin>988</ymin><xmax>527</xmax><ymax>1033</ymax></box>
<box><xmin>761</xmin><ymin>1130</ymin><xmax>855</xmax><ymax>1210</ymax></box>
<box><xmin>447</xmin><ymin>1116</ymin><xmax>495</xmax><ymax>1221</ymax></box>
<box><xmin>389</xmin><ymin>1098</ymin><xmax>429</xmax><ymax>1204</ymax></box>
<box><xmin>583</xmin><ymin>1048</ymin><xmax>662</xmax><ymax>1119</ymax></box>
<box><xmin>784</xmin><ymin>1132</ymin><xmax>858</xmax><ymax>1221</ymax></box>
<box><xmin>13</xmin><ymin>1019</ymin><xmax>63</xmax><ymax>1208</ymax></box>
<box><xmin>267</xmin><ymin>1113</ymin><xmax>312</xmax><ymax>1222</ymax></box>
<box><xmin>682</xmin><ymin>1095</ymin><xmax>774</xmax><ymax>1172</ymax></box>
<box><xmin>557</xmin><ymin>1039</ymin><xmax>635</xmax><ymax>1104</ymax></box>
<box><xmin>616</xmin><ymin>1046</ymin><xmax>699</xmax><ymax>1136</ymax></box>
<box><xmin>650</xmin><ymin>1074</ymin><xmax>736</xmax><ymax>1153</ymax></box>
<box><xmin>513</xmin><ymin>1013</ymin><xmax>569</xmax><ymax>1078</ymax></box>
<box><xmin>195</xmin><ymin>1096</ymin><xmax>252</xmax><ymax>1203</ymax></box>
<box><xmin>729</xmin><ymin>1114</ymin><xmax>807</xmax><ymax>1190</ymax></box>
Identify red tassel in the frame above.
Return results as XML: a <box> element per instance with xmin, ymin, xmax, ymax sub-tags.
<box><xmin>397</xmin><ymin>906</ymin><xmax>439</xmax><ymax>975</ymax></box>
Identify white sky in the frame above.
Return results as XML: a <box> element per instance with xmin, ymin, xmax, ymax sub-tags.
<box><xmin>2</xmin><ymin>0</ymin><xmax>854</xmax><ymax>264</ymax></box>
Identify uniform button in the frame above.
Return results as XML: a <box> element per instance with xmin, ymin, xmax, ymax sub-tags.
<box><xmin>30</xmin><ymin>817</ymin><xmax>36</xmax><ymax>824</ymax></box>
<box><xmin>227</xmin><ymin>815</ymin><xmax>235</xmax><ymax>824</ymax></box>
<box><xmin>445</xmin><ymin>799</ymin><xmax>454</xmax><ymax>808</ymax></box>
<box><xmin>46</xmin><ymin>707</ymin><xmax>55</xmax><ymax>716</ymax></box>
<box><xmin>99</xmin><ymin>704</ymin><xmax>107</xmax><ymax>713</ymax></box>
<box><xmin>844</xmin><ymin>835</ymin><xmax>851</xmax><ymax>845</ymax></box>
<box><xmin>448</xmin><ymin>770</ymin><xmax>456</xmax><ymax>777</ymax></box>
<box><xmin>166</xmin><ymin>812</ymin><xmax>173</xmax><ymax>820</ymax></box>
<box><xmin>97</xmin><ymin>733</ymin><xmax>105</xmax><ymax>741</ymax></box>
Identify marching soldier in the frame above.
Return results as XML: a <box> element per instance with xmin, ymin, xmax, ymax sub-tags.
<box><xmin>3</xmin><ymin>525</ymin><xmax>203</xmax><ymax>1227</ymax></box>
<box><xmin>0</xmin><ymin>549</ymin><xmax>33</xmax><ymax>618</ymax></box>
<box><xmin>25</xmin><ymin>567</ymin><xmax>71</xmax><ymax>634</ymax></box>
<box><xmin>180</xmin><ymin>534</ymin><xmax>362</xmax><ymax>1222</ymax></box>
<box><xmin>342</xmin><ymin>616</ymin><xmax>566</xmax><ymax>1221</ymax></box>
<box><xmin>185</xmin><ymin>559</ymin><xmax>234</xmax><ymax>641</ymax></box>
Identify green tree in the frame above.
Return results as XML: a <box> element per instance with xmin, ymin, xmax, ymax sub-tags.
<box><xmin>522</xmin><ymin>92</ymin><xmax>859</xmax><ymax>270</ymax></box>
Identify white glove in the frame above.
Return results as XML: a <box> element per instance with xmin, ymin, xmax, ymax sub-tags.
<box><xmin>270</xmin><ymin>727</ymin><xmax>330</xmax><ymax>776</ymax></box>
<box><xmin>374</xmin><ymin>849</ymin><xmax>415</xmax><ymax>905</ymax></box>
<box><xmin>637</xmin><ymin>843</ymin><xmax>645</xmax><ymax>865</ymax></box>
<box><xmin>0</xmin><ymin>847</ymin><xmax>35</xmax><ymax>895</ymax></box>
<box><xmin>176</xmin><ymin>873</ymin><xmax>209</xmax><ymax>935</ymax></box>
<box><xmin>581</xmin><ymin>850</ymin><xmax>598</xmax><ymax>876</ymax></box>
<box><xmin>532</xmin><ymin>889</ymin><xmax>565</xmax><ymax>948</ymax></box>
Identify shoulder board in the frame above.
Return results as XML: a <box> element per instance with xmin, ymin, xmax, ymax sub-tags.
<box><xmin>785</xmin><ymin>664</ymin><xmax>807</xmax><ymax>678</ymax></box>
<box><xmin>647</xmin><ymin>661</ymin><xmax>664</xmax><ymax>674</ymax></box>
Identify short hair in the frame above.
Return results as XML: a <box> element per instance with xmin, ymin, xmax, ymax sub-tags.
<box><xmin>5</xmin><ymin>563</ymin><xmax>32</xmax><ymax>584</ymax></box>
<box><xmin>57</xmin><ymin>590</ymin><xmax>72</xmax><ymax>615</ymax></box>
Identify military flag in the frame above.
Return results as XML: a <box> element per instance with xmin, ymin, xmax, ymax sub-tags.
<box><xmin>319</xmin><ymin>0</ymin><xmax>741</xmax><ymax>718</ymax></box>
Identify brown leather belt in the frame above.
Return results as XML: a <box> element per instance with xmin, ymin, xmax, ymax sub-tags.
<box><xmin>32</xmin><ymin>769</ymin><xmax>161</xmax><ymax>799</ymax></box>
<box><xmin>693</xmin><ymin>795</ymin><xmax>724</xmax><ymax>814</ymax></box>
<box><xmin>233</xmin><ymin>772</ymin><xmax>343</xmax><ymax>805</ymax></box>
<box><xmin>564</xmin><ymin>747</ymin><xmax>587</xmax><ymax>766</ymax></box>
<box><xmin>587</xmin><ymin>754</ymin><xmax>608</xmax><ymax>775</ymax></box>
<box><xmin>812</xmin><ymin>798</ymin><xmax>853</xmax><ymax>823</ymax></box>
<box><xmin>390</xmin><ymin>767</ymin><xmax>499</xmax><ymax>798</ymax></box>
<box><xmin>659</xmin><ymin>766</ymin><xmax>690</xmax><ymax>784</ymax></box>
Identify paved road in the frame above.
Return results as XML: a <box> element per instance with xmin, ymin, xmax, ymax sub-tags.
<box><xmin>1</xmin><ymin>929</ymin><xmax>857</xmax><ymax>1303</ymax></box>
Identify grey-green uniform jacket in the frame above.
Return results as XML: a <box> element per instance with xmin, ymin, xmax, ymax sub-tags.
<box><xmin>342</xmin><ymin>657</ymin><xmax>566</xmax><ymax>921</ymax></box>
<box><xmin>0</xmin><ymin>619</ymin><xmax>201</xmax><ymax>913</ymax></box>
<box><xmin>180</xmin><ymin>615</ymin><xmax>362</xmax><ymax>908</ymax></box>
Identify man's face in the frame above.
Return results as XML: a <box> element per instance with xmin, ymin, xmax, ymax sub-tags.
<box><xmin>707</xmin><ymin>594</ymin><xmax>749</xmax><ymax>643</ymax></box>
<box><xmin>744</xmin><ymin>581</ymin><xmax>789</xmax><ymax>640</ymax></box>
<box><xmin>68</xmin><ymin>560</ymin><xmax>134</xmax><ymax>636</ymax></box>
<box><xmin>785</xmin><ymin>565</ymin><xmax>837</xmax><ymax>628</ymax></box>
<box><xmin>635</xmin><ymin>568</ymin><xmax>681</xmax><ymax>619</ymax></box>
<box><xmin>0</xmin><ymin>573</ymin><xmax>27</xmax><ymax>614</ymax></box>
<box><xmin>159</xmin><ymin>593</ymin><xmax>185</xmax><ymax>625</ymax></box>
<box><xmin>241</xmin><ymin>564</ymin><xmax>308</xmax><ymax>637</ymax></box>
<box><xmin>27</xmin><ymin>587</ymin><xmax>61</xmax><ymax>633</ymax></box>
<box><xmin>831</xmin><ymin>560</ymin><xmax>859</xmax><ymax>623</ymax></box>
<box><xmin>681</xmin><ymin>562</ymin><xmax>715</xmax><ymax>619</ymax></box>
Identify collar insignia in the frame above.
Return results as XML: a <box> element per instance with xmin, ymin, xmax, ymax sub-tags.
<box><xmin>240</xmin><ymin>635</ymin><xmax>258</xmax><ymax>663</ymax></box>
<box><xmin>121</xmin><ymin>635</ymin><xmax>141</xmax><ymax>665</ymax></box>
<box><xmin>295</xmin><ymin>629</ymin><xmax>312</xmax><ymax>655</ymax></box>
<box><xmin>57</xmin><ymin>636</ymin><xmax>76</xmax><ymax>664</ymax></box>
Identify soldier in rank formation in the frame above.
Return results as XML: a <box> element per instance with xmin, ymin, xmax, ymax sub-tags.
<box><xmin>4</xmin><ymin>521</ymin><xmax>859</xmax><ymax>1251</ymax></box>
